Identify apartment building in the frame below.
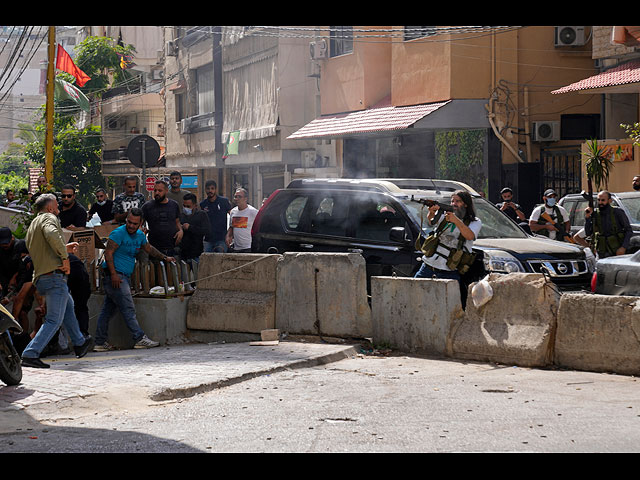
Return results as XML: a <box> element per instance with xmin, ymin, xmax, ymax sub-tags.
<box><xmin>552</xmin><ymin>26</ymin><xmax>640</xmax><ymax>193</ymax></box>
<box><xmin>162</xmin><ymin>26</ymin><xmax>319</xmax><ymax>206</ymax></box>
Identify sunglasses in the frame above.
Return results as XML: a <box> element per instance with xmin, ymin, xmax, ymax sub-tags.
<box><xmin>61</xmin><ymin>194</ymin><xmax>74</xmax><ymax>198</ymax></box>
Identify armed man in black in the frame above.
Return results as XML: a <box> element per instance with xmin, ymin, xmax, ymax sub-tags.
<box><xmin>584</xmin><ymin>190</ymin><xmax>633</xmax><ymax>259</ymax></box>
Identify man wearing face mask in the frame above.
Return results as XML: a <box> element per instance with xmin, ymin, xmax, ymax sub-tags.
<box><xmin>179</xmin><ymin>193</ymin><xmax>210</xmax><ymax>264</ymax></box>
<box><xmin>87</xmin><ymin>188</ymin><xmax>114</xmax><ymax>223</ymax></box>
<box><xmin>584</xmin><ymin>190</ymin><xmax>632</xmax><ymax>259</ymax></box>
<box><xmin>529</xmin><ymin>189</ymin><xmax>571</xmax><ymax>241</ymax></box>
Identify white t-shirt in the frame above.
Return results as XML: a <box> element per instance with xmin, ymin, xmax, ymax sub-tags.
<box><xmin>529</xmin><ymin>204</ymin><xmax>569</xmax><ymax>241</ymax></box>
<box><xmin>423</xmin><ymin>215</ymin><xmax>482</xmax><ymax>271</ymax></box>
<box><xmin>229</xmin><ymin>205</ymin><xmax>258</xmax><ymax>250</ymax></box>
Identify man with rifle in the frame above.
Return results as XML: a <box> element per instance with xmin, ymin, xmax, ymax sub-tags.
<box><xmin>529</xmin><ymin>189</ymin><xmax>572</xmax><ymax>242</ymax></box>
<box><xmin>584</xmin><ymin>190</ymin><xmax>632</xmax><ymax>259</ymax></box>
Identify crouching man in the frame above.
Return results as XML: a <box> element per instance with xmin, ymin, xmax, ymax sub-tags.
<box><xmin>94</xmin><ymin>208</ymin><xmax>174</xmax><ymax>351</ymax></box>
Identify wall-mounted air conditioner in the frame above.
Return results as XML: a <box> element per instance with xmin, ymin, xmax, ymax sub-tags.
<box><xmin>532</xmin><ymin>121</ymin><xmax>560</xmax><ymax>142</ymax></box>
<box><xmin>554</xmin><ymin>26</ymin><xmax>586</xmax><ymax>47</ymax></box>
<box><xmin>166</xmin><ymin>40</ymin><xmax>177</xmax><ymax>57</ymax></box>
<box><xmin>152</xmin><ymin>70</ymin><xmax>164</xmax><ymax>80</ymax></box>
<box><xmin>301</xmin><ymin>150</ymin><xmax>316</xmax><ymax>168</ymax></box>
<box><xmin>310</xmin><ymin>39</ymin><xmax>328</xmax><ymax>60</ymax></box>
<box><xmin>179</xmin><ymin>118</ymin><xmax>192</xmax><ymax>134</ymax></box>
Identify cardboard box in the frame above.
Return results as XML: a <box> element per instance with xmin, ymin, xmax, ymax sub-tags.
<box><xmin>94</xmin><ymin>222</ymin><xmax>120</xmax><ymax>240</ymax></box>
<box><xmin>62</xmin><ymin>228</ymin><xmax>106</xmax><ymax>264</ymax></box>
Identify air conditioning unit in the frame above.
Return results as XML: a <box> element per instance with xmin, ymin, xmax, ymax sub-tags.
<box><xmin>166</xmin><ymin>40</ymin><xmax>178</xmax><ymax>57</ymax></box>
<box><xmin>532</xmin><ymin>121</ymin><xmax>560</xmax><ymax>142</ymax></box>
<box><xmin>152</xmin><ymin>69</ymin><xmax>164</xmax><ymax>80</ymax></box>
<box><xmin>179</xmin><ymin>118</ymin><xmax>192</xmax><ymax>134</ymax></box>
<box><xmin>310</xmin><ymin>39</ymin><xmax>328</xmax><ymax>60</ymax></box>
<box><xmin>554</xmin><ymin>26</ymin><xmax>586</xmax><ymax>47</ymax></box>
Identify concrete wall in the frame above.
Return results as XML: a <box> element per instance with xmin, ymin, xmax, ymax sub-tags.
<box><xmin>371</xmin><ymin>276</ymin><xmax>463</xmax><ymax>355</ymax></box>
<box><xmin>276</xmin><ymin>252</ymin><xmax>371</xmax><ymax>338</ymax></box>
<box><xmin>88</xmin><ymin>294</ymin><xmax>189</xmax><ymax>349</ymax></box>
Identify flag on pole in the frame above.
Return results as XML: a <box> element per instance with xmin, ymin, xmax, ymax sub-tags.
<box><xmin>223</xmin><ymin>130</ymin><xmax>240</xmax><ymax>159</ymax></box>
<box><xmin>54</xmin><ymin>77</ymin><xmax>90</xmax><ymax>112</ymax></box>
<box><xmin>55</xmin><ymin>45</ymin><xmax>91</xmax><ymax>87</ymax></box>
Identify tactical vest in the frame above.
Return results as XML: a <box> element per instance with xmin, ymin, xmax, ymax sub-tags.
<box><xmin>592</xmin><ymin>206</ymin><xmax>625</xmax><ymax>256</ymax></box>
<box><xmin>415</xmin><ymin>214</ymin><xmax>476</xmax><ymax>275</ymax></box>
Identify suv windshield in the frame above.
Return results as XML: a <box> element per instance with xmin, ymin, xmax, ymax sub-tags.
<box><xmin>399</xmin><ymin>195</ymin><xmax>528</xmax><ymax>239</ymax></box>
<box><xmin>618</xmin><ymin>195</ymin><xmax>640</xmax><ymax>223</ymax></box>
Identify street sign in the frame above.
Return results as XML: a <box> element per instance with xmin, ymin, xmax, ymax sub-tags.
<box><xmin>127</xmin><ymin>135</ymin><xmax>161</xmax><ymax>169</ymax></box>
<box><xmin>145</xmin><ymin>176</ymin><xmax>157</xmax><ymax>191</ymax></box>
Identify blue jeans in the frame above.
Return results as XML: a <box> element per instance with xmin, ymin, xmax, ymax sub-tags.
<box><xmin>22</xmin><ymin>273</ymin><xmax>87</xmax><ymax>359</ymax></box>
<box><xmin>204</xmin><ymin>240</ymin><xmax>227</xmax><ymax>253</ymax></box>
<box><xmin>96</xmin><ymin>273</ymin><xmax>145</xmax><ymax>345</ymax></box>
<box><xmin>414</xmin><ymin>263</ymin><xmax>461</xmax><ymax>281</ymax></box>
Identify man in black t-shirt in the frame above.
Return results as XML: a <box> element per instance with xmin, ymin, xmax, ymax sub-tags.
<box><xmin>495</xmin><ymin>187</ymin><xmax>526</xmax><ymax>224</ymax></box>
<box><xmin>58</xmin><ymin>184</ymin><xmax>87</xmax><ymax>230</ymax></box>
<box><xmin>141</xmin><ymin>180</ymin><xmax>183</xmax><ymax>256</ymax></box>
<box><xmin>87</xmin><ymin>188</ymin><xmax>114</xmax><ymax>223</ymax></box>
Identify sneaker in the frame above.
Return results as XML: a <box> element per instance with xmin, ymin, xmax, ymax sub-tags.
<box><xmin>74</xmin><ymin>336</ymin><xmax>95</xmax><ymax>358</ymax></box>
<box><xmin>22</xmin><ymin>357</ymin><xmax>50</xmax><ymax>369</ymax></box>
<box><xmin>134</xmin><ymin>335</ymin><xmax>159</xmax><ymax>349</ymax></box>
<box><xmin>93</xmin><ymin>342</ymin><xmax>116</xmax><ymax>352</ymax></box>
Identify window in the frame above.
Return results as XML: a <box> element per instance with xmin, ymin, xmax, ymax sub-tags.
<box><xmin>196</xmin><ymin>63</ymin><xmax>214</xmax><ymax>114</ymax></box>
<box><xmin>175</xmin><ymin>92</ymin><xmax>186</xmax><ymax>122</ymax></box>
<box><xmin>354</xmin><ymin>199</ymin><xmax>406</xmax><ymax>242</ymax></box>
<box><xmin>329</xmin><ymin>26</ymin><xmax>353</xmax><ymax>57</ymax></box>
<box><xmin>284</xmin><ymin>196</ymin><xmax>308</xmax><ymax>230</ymax></box>
<box><xmin>310</xmin><ymin>195</ymin><xmax>349</xmax><ymax>237</ymax></box>
<box><xmin>404</xmin><ymin>26</ymin><xmax>437</xmax><ymax>41</ymax></box>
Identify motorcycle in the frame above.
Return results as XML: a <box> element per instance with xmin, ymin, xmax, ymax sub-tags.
<box><xmin>0</xmin><ymin>303</ymin><xmax>23</xmax><ymax>386</ymax></box>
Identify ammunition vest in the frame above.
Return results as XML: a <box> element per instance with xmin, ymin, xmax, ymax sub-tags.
<box><xmin>592</xmin><ymin>206</ymin><xmax>625</xmax><ymax>256</ymax></box>
<box><xmin>415</xmin><ymin>212</ymin><xmax>476</xmax><ymax>275</ymax></box>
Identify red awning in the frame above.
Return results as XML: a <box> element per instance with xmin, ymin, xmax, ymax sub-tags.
<box><xmin>612</xmin><ymin>26</ymin><xmax>640</xmax><ymax>47</ymax></box>
<box><xmin>287</xmin><ymin>101</ymin><xmax>451</xmax><ymax>140</ymax></box>
<box><xmin>551</xmin><ymin>60</ymin><xmax>640</xmax><ymax>94</ymax></box>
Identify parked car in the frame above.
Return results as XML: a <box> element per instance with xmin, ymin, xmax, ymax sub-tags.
<box><xmin>251</xmin><ymin>178</ymin><xmax>594</xmax><ymax>292</ymax></box>
<box><xmin>592</xmin><ymin>250</ymin><xmax>640</xmax><ymax>296</ymax></box>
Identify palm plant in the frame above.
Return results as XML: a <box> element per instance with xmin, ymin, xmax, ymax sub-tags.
<box><xmin>582</xmin><ymin>139</ymin><xmax>614</xmax><ymax>195</ymax></box>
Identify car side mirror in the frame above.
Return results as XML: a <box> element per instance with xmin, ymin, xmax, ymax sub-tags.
<box><xmin>389</xmin><ymin>226</ymin><xmax>409</xmax><ymax>243</ymax></box>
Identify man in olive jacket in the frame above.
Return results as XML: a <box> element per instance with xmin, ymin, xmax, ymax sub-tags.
<box><xmin>21</xmin><ymin>193</ymin><xmax>94</xmax><ymax>368</ymax></box>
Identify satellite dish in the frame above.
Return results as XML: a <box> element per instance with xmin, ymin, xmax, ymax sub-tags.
<box><xmin>126</xmin><ymin>135</ymin><xmax>161</xmax><ymax>169</ymax></box>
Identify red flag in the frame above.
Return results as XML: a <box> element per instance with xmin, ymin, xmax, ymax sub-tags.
<box><xmin>55</xmin><ymin>45</ymin><xmax>91</xmax><ymax>87</ymax></box>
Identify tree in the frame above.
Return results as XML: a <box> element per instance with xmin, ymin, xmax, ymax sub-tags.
<box><xmin>582</xmin><ymin>139</ymin><xmax>614</xmax><ymax>198</ymax></box>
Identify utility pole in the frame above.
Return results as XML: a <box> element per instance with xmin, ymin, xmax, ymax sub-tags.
<box><xmin>44</xmin><ymin>26</ymin><xmax>55</xmax><ymax>184</ymax></box>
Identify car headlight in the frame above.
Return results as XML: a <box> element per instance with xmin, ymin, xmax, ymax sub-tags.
<box><xmin>483</xmin><ymin>250</ymin><xmax>525</xmax><ymax>273</ymax></box>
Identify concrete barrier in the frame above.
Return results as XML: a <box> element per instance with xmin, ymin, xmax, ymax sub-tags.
<box><xmin>450</xmin><ymin>273</ymin><xmax>560</xmax><ymax>368</ymax></box>
<box><xmin>186</xmin><ymin>253</ymin><xmax>280</xmax><ymax>333</ymax></box>
<box><xmin>370</xmin><ymin>276</ymin><xmax>463</xmax><ymax>355</ymax></box>
<box><xmin>276</xmin><ymin>253</ymin><xmax>371</xmax><ymax>338</ymax></box>
<box><xmin>88</xmin><ymin>294</ymin><xmax>190</xmax><ymax>349</ymax></box>
<box><xmin>555</xmin><ymin>293</ymin><xmax>640</xmax><ymax>375</ymax></box>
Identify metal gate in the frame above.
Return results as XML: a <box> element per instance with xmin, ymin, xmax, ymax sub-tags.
<box><xmin>540</xmin><ymin>146</ymin><xmax>582</xmax><ymax>199</ymax></box>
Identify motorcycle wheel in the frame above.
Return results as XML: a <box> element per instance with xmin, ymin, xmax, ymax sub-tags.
<box><xmin>0</xmin><ymin>332</ymin><xmax>22</xmax><ymax>386</ymax></box>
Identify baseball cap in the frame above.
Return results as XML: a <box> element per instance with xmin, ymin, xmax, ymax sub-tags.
<box><xmin>543</xmin><ymin>189</ymin><xmax>557</xmax><ymax>197</ymax></box>
<box><xmin>0</xmin><ymin>227</ymin><xmax>12</xmax><ymax>246</ymax></box>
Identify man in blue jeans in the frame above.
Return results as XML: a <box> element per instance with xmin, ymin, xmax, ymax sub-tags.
<box><xmin>200</xmin><ymin>180</ymin><xmax>232</xmax><ymax>253</ymax></box>
<box><xmin>95</xmin><ymin>208</ymin><xmax>175</xmax><ymax>351</ymax></box>
<box><xmin>22</xmin><ymin>193</ymin><xmax>94</xmax><ymax>368</ymax></box>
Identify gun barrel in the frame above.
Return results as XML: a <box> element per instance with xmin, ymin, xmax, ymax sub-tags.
<box><xmin>410</xmin><ymin>196</ymin><xmax>455</xmax><ymax>212</ymax></box>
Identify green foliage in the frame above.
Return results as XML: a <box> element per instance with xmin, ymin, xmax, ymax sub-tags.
<box><xmin>621</xmin><ymin>122</ymin><xmax>640</xmax><ymax>146</ymax></box>
<box><xmin>435</xmin><ymin>129</ymin><xmax>487</xmax><ymax>193</ymax></box>
<box><xmin>582</xmin><ymin>139</ymin><xmax>614</xmax><ymax>191</ymax></box>
<box><xmin>73</xmin><ymin>36</ymin><xmax>137</xmax><ymax>96</ymax></box>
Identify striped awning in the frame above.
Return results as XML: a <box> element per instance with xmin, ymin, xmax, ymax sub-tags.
<box><xmin>287</xmin><ymin>101</ymin><xmax>451</xmax><ymax>140</ymax></box>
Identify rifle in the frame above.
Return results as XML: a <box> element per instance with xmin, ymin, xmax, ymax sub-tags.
<box><xmin>539</xmin><ymin>211</ymin><xmax>575</xmax><ymax>243</ymax></box>
<box><xmin>410</xmin><ymin>196</ymin><xmax>455</xmax><ymax>212</ymax></box>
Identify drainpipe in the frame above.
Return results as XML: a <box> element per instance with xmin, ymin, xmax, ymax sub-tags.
<box><xmin>524</xmin><ymin>86</ymin><xmax>532</xmax><ymax>163</ymax></box>
<box><xmin>486</xmin><ymin>96</ymin><xmax>524</xmax><ymax>163</ymax></box>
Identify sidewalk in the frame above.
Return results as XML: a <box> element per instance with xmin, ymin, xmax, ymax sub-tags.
<box><xmin>0</xmin><ymin>340</ymin><xmax>360</xmax><ymax>411</ymax></box>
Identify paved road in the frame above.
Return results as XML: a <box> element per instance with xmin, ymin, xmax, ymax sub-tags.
<box><xmin>1</xmin><ymin>340</ymin><xmax>639</xmax><ymax>452</ymax></box>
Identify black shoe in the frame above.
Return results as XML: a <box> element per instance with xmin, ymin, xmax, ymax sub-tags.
<box><xmin>74</xmin><ymin>336</ymin><xmax>94</xmax><ymax>358</ymax></box>
<box><xmin>22</xmin><ymin>357</ymin><xmax>50</xmax><ymax>369</ymax></box>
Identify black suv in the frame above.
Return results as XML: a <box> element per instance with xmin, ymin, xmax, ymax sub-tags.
<box><xmin>251</xmin><ymin>178</ymin><xmax>593</xmax><ymax>291</ymax></box>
